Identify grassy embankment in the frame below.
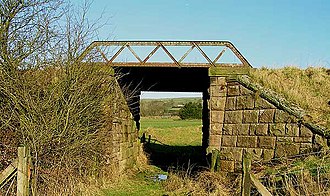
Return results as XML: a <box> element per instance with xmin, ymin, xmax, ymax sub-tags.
<box><xmin>250</xmin><ymin>67</ymin><xmax>330</xmax><ymax>128</ymax></box>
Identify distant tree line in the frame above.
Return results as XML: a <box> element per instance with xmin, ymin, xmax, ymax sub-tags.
<box><xmin>140</xmin><ymin>99</ymin><xmax>202</xmax><ymax>118</ymax></box>
<box><xmin>178</xmin><ymin>102</ymin><xmax>202</xmax><ymax>120</ymax></box>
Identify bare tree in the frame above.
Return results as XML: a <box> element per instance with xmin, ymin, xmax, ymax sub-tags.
<box><xmin>1</xmin><ymin>1</ymin><xmax>116</xmax><ymax>195</ymax></box>
<box><xmin>0</xmin><ymin>0</ymin><xmax>64</xmax><ymax>74</ymax></box>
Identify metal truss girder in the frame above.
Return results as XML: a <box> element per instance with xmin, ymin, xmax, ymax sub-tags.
<box><xmin>79</xmin><ymin>41</ymin><xmax>252</xmax><ymax>68</ymax></box>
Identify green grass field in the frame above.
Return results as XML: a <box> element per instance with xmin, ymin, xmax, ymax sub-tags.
<box><xmin>140</xmin><ymin>117</ymin><xmax>202</xmax><ymax>146</ymax></box>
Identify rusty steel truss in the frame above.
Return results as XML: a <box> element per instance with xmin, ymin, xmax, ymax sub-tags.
<box><xmin>79</xmin><ymin>41</ymin><xmax>252</xmax><ymax>68</ymax></box>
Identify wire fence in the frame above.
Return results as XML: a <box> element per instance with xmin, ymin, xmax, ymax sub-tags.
<box><xmin>250</xmin><ymin>149</ymin><xmax>330</xmax><ymax>196</ymax></box>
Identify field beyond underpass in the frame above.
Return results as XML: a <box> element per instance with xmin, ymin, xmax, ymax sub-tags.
<box><xmin>140</xmin><ymin>117</ymin><xmax>202</xmax><ymax>146</ymax></box>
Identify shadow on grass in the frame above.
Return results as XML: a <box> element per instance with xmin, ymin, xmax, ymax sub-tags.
<box><xmin>143</xmin><ymin>143</ymin><xmax>209</xmax><ymax>172</ymax></box>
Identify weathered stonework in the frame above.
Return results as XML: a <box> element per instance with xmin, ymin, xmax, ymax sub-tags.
<box><xmin>224</xmin><ymin>111</ymin><xmax>242</xmax><ymax>124</ymax></box>
<box><xmin>222</xmin><ymin>136</ymin><xmax>237</xmax><ymax>147</ymax></box>
<box><xmin>242</xmin><ymin>110</ymin><xmax>259</xmax><ymax>123</ymax></box>
<box><xmin>237</xmin><ymin>136</ymin><xmax>257</xmax><ymax>148</ymax></box>
<box><xmin>208</xmin><ymin>76</ymin><xmax>328</xmax><ymax>172</ymax></box>
<box><xmin>107</xmin><ymin>81</ymin><xmax>139</xmax><ymax>172</ymax></box>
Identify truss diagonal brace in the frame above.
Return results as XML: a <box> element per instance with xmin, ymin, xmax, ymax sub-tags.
<box><xmin>126</xmin><ymin>44</ymin><xmax>143</xmax><ymax>63</ymax></box>
<box><xmin>192</xmin><ymin>42</ymin><xmax>216</xmax><ymax>67</ymax></box>
<box><xmin>158</xmin><ymin>42</ymin><xmax>181</xmax><ymax>67</ymax></box>
<box><xmin>213</xmin><ymin>48</ymin><xmax>226</xmax><ymax>64</ymax></box>
<box><xmin>143</xmin><ymin>45</ymin><xmax>160</xmax><ymax>63</ymax></box>
<box><xmin>96</xmin><ymin>46</ymin><xmax>110</xmax><ymax>63</ymax></box>
<box><xmin>178</xmin><ymin>45</ymin><xmax>195</xmax><ymax>63</ymax></box>
<box><xmin>109</xmin><ymin>43</ymin><xmax>127</xmax><ymax>63</ymax></box>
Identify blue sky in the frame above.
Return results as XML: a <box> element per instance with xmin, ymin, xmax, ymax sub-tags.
<box><xmin>72</xmin><ymin>0</ymin><xmax>330</xmax><ymax>98</ymax></box>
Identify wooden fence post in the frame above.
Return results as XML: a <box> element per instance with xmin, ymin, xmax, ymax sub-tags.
<box><xmin>141</xmin><ymin>133</ymin><xmax>146</xmax><ymax>143</ymax></box>
<box><xmin>17</xmin><ymin>146</ymin><xmax>29</xmax><ymax>196</ymax></box>
<box><xmin>241</xmin><ymin>149</ymin><xmax>251</xmax><ymax>196</ymax></box>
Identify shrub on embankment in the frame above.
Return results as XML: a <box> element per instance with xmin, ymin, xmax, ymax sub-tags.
<box><xmin>0</xmin><ymin>64</ymin><xmax>124</xmax><ymax>195</ymax></box>
<box><xmin>250</xmin><ymin>66</ymin><xmax>330</xmax><ymax>128</ymax></box>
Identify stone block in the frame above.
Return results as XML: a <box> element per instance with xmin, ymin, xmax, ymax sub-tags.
<box><xmin>286</xmin><ymin>124</ymin><xmax>299</xmax><ymax>137</ymax></box>
<box><xmin>300</xmin><ymin>143</ymin><xmax>313</xmax><ymax>149</ymax></box>
<box><xmin>269</xmin><ymin>124</ymin><xmax>286</xmax><ymax>136</ymax></box>
<box><xmin>294</xmin><ymin>137</ymin><xmax>312</xmax><ymax>143</ymax></box>
<box><xmin>240</xmin><ymin>86</ymin><xmax>253</xmax><ymax>95</ymax></box>
<box><xmin>222</xmin><ymin>136</ymin><xmax>237</xmax><ymax>147</ymax></box>
<box><xmin>314</xmin><ymin>135</ymin><xmax>327</xmax><ymax>148</ymax></box>
<box><xmin>300</xmin><ymin>125</ymin><xmax>313</xmax><ymax>137</ymax></box>
<box><xmin>219</xmin><ymin>160</ymin><xmax>235</xmax><ymax>172</ymax></box>
<box><xmin>231</xmin><ymin>124</ymin><xmax>250</xmax><ymax>135</ymax></box>
<box><xmin>211</xmin><ymin>111</ymin><xmax>225</xmax><ymax>123</ymax></box>
<box><xmin>262</xmin><ymin>149</ymin><xmax>275</xmax><ymax>161</ymax></box>
<box><xmin>210</xmin><ymin>85</ymin><xmax>226</xmax><ymax>97</ymax></box>
<box><xmin>219</xmin><ymin>147</ymin><xmax>243</xmax><ymax>161</ymax></box>
<box><xmin>247</xmin><ymin>148</ymin><xmax>263</xmax><ymax>160</ymax></box>
<box><xmin>237</xmin><ymin>136</ymin><xmax>257</xmax><ymax>148</ymax></box>
<box><xmin>218</xmin><ymin>77</ymin><xmax>227</xmax><ymax>85</ymax></box>
<box><xmin>209</xmin><ymin>134</ymin><xmax>222</xmax><ymax>148</ymax></box>
<box><xmin>210</xmin><ymin>97</ymin><xmax>226</xmax><ymax>111</ymax></box>
<box><xmin>211</xmin><ymin>123</ymin><xmax>223</xmax><ymax>135</ymax></box>
<box><xmin>254</xmin><ymin>124</ymin><xmax>269</xmax><ymax>136</ymax></box>
<box><xmin>255</xmin><ymin>98</ymin><xmax>276</xmax><ymax>109</ymax></box>
<box><xmin>249</xmin><ymin>124</ymin><xmax>257</xmax><ymax>135</ymax></box>
<box><xmin>210</xmin><ymin>77</ymin><xmax>217</xmax><ymax>86</ymax></box>
<box><xmin>258</xmin><ymin>136</ymin><xmax>276</xmax><ymax>149</ymax></box>
<box><xmin>242</xmin><ymin>110</ymin><xmax>259</xmax><ymax>123</ymax></box>
<box><xmin>237</xmin><ymin>95</ymin><xmax>255</xmax><ymax>110</ymax></box>
<box><xmin>224</xmin><ymin>111</ymin><xmax>242</xmax><ymax>124</ymax></box>
<box><xmin>227</xmin><ymin>84</ymin><xmax>240</xmax><ymax>96</ymax></box>
<box><xmin>277</xmin><ymin>137</ymin><xmax>294</xmax><ymax>142</ymax></box>
<box><xmin>274</xmin><ymin>109</ymin><xmax>297</xmax><ymax>123</ymax></box>
<box><xmin>225</xmin><ymin>97</ymin><xmax>236</xmax><ymax>111</ymax></box>
<box><xmin>222</xmin><ymin>124</ymin><xmax>233</xmax><ymax>135</ymax></box>
<box><xmin>258</xmin><ymin>109</ymin><xmax>275</xmax><ymax>123</ymax></box>
<box><xmin>275</xmin><ymin>142</ymin><xmax>300</xmax><ymax>157</ymax></box>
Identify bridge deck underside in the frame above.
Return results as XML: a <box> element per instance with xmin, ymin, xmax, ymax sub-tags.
<box><xmin>116</xmin><ymin>67</ymin><xmax>209</xmax><ymax>92</ymax></box>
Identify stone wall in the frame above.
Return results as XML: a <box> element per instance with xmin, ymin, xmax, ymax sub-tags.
<box><xmin>208</xmin><ymin>76</ymin><xmax>328</xmax><ymax>172</ymax></box>
<box><xmin>104</xmin><ymin>80</ymin><xmax>140</xmax><ymax>172</ymax></box>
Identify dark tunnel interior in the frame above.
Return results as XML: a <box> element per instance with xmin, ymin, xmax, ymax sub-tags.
<box><xmin>115</xmin><ymin>66</ymin><xmax>211</xmax><ymax>151</ymax></box>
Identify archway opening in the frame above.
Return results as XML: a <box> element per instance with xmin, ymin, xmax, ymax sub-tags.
<box><xmin>139</xmin><ymin>91</ymin><xmax>208</xmax><ymax>171</ymax></box>
<box><xmin>115</xmin><ymin>66</ymin><xmax>211</xmax><ymax>171</ymax></box>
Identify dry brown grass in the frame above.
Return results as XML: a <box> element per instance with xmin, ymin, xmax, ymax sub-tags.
<box><xmin>250</xmin><ymin>66</ymin><xmax>330</xmax><ymax>128</ymax></box>
<box><xmin>258</xmin><ymin>153</ymin><xmax>330</xmax><ymax>195</ymax></box>
<box><xmin>164</xmin><ymin>170</ymin><xmax>236</xmax><ymax>196</ymax></box>
<box><xmin>0</xmin><ymin>64</ymin><xmax>127</xmax><ymax>195</ymax></box>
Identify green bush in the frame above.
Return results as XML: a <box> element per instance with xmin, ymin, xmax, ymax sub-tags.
<box><xmin>179</xmin><ymin>102</ymin><xmax>202</xmax><ymax>120</ymax></box>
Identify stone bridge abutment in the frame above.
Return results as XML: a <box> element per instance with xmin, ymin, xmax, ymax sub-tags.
<box><xmin>207</xmin><ymin>70</ymin><xmax>328</xmax><ymax>172</ymax></box>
